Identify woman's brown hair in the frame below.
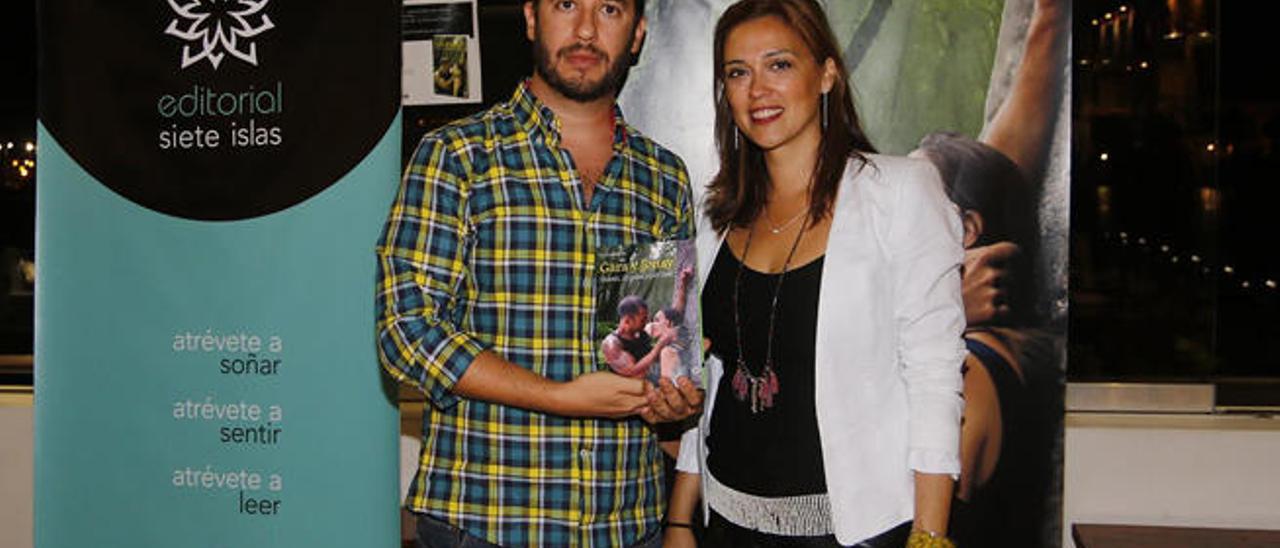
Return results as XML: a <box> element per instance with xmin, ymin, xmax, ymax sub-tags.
<box><xmin>704</xmin><ymin>0</ymin><xmax>876</xmax><ymax>234</ymax></box>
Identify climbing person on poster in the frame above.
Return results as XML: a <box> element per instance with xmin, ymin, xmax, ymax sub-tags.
<box><xmin>914</xmin><ymin>0</ymin><xmax>1070</xmax><ymax>545</ymax></box>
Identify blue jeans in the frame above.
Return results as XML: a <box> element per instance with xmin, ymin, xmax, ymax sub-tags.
<box><xmin>415</xmin><ymin>514</ymin><xmax>663</xmax><ymax>548</ymax></box>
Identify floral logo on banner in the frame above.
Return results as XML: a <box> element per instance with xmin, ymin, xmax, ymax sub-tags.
<box><xmin>164</xmin><ymin>0</ymin><xmax>274</xmax><ymax>70</ymax></box>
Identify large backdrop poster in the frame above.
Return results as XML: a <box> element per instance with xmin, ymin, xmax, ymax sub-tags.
<box><xmin>35</xmin><ymin>1</ymin><xmax>402</xmax><ymax>546</ymax></box>
<box><xmin>621</xmin><ymin>0</ymin><xmax>1070</xmax><ymax>546</ymax></box>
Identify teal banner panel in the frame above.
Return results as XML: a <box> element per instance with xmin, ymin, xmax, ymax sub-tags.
<box><xmin>35</xmin><ymin>1</ymin><xmax>402</xmax><ymax>546</ymax></box>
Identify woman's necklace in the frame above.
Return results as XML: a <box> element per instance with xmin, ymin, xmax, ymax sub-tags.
<box><xmin>765</xmin><ymin>206</ymin><xmax>807</xmax><ymax>234</ymax></box>
<box><xmin>731</xmin><ymin>214</ymin><xmax>809</xmax><ymax>413</ymax></box>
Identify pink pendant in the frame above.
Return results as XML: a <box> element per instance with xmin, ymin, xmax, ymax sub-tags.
<box><xmin>731</xmin><ymin>363</ymin><xmax>750</xmax><ymax>401</ymax></box>
<box><xmin>732</xmin><ymin>361</ymin><xmax>781</xmax><ymax>413</ymax></box>
<box><xmin>757</xmin><ymin>366</ymin><xmax>779</xmax><ymax>410</ymax></box>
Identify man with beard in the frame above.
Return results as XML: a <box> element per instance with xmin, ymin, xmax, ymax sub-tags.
<box><xmin>376</xmin><ymin>1</ymin><xmax>702</xmax><ymax>547</ymax></box>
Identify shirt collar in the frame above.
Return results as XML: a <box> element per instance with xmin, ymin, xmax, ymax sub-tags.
<box><xmin>511</xmin><ymin>80</ymin><xmax>629</xmax><ymax>151</ymax></box>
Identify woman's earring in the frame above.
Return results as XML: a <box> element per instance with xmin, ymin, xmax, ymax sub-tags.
<box><xmin>821</xmin><ymin>92</ymin><xmax>829</xmax><ymax>131</ymax></box>
<box><xmin>733</xmin><ymin>127</ymin><xmax>740</xmax><ymax>150</ymax></box>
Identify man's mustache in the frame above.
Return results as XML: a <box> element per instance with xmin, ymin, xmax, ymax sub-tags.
<box><xmin>557</xmin><ymin>43</ymin><xmax>609</xmax><ymax>62</ymax></box>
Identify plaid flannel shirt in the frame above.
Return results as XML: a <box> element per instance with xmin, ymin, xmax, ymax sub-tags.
<box><xmin>376</xmin><ymin>82</ymin><xmax>694</xmax><ymax>547</ymax></box>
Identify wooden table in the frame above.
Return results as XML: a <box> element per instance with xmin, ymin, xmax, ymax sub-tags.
<box><xmin>1073</xmin><ymin>523</ymin><xmax>1280</xmax><ymax>547</ymax></box>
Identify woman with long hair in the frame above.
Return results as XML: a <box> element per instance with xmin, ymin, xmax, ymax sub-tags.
<box><xmin>664</xmin><ymin>1</ymin><xmax>966</xmax><ymax>546</ymax></box>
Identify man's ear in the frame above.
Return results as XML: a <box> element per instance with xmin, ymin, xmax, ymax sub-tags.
<box><xmin>524</xmin><ymin>1</ymin><xmax>537</xmax><ymax>42</ymax></box>
<box><xmin>630</xmin><ymin>16</ymin><xmax>648</xmax><ymax>55</ymax></box>
<box><xmin>961</xmin><ymin>209</ymin><xmax>984</xmax><ymax>248</ymax></box>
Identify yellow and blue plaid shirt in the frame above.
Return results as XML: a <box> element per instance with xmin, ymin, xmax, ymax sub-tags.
<box><xmin>376</xmin><ymin>82</ymin><xmax>694</xmax><ymax>547</ymax></box>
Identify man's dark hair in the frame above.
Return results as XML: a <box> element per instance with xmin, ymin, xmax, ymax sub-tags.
<box><xmin>527</xmin><ymin>0</ymin><xmax>647</xmax><ymax>18</ymax></box>
<box><xmin>617</xmin><ymin>295</ymin><xmax>648</xmax><ymax>318</ymax></box>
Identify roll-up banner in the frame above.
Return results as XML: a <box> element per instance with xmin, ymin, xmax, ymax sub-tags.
<box><xmin>622</xmin><ymin>0</ymin><xmax>1070</xmax><ymax>546</ymax></box>
<box><xmin>35</xmin><ymin>1</ymin><xmax>402</xmax><ymax>546</ymax></box>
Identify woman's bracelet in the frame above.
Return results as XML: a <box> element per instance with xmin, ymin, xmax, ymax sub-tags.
<box><xmin>906</xmin><ymin>528</ymin><xmax>956</xmax><ymax>548</ymax></box>
<box><xmin>664</xmin><ymin>521</ymin><xmax>693</xmax><ymax>529</ymax></box>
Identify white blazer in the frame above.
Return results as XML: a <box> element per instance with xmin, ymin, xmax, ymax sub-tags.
<box><xmin>677</xmin><ymin>154</ymin><xmax>966</xmax><ymax>545</ymax></box>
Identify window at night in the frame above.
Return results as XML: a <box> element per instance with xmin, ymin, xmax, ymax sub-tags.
<box><xmin>1</xmin><ymin>0</ymin><xmax>35</xmax><ymax>384</ymax></box>
<box><xmin>1071</xmin><ymin>0</ymin><xmax>1280</xmax><ymax>399</ymax></box>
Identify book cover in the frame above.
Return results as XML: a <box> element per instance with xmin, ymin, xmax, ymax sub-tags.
<box><xmin>432</xmin><ymin>34</ymin><xmax>468</xmax><ymax>98</ymax></box>
<box><xmin>595</xmin><ymin>239</ymin><xmax>700</xmax><ymax>388</ymax></box>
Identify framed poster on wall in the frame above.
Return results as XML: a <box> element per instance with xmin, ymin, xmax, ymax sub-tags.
<box><xmin>403</xmin><ymin>0</ymin><xmax>482</xmax><ymax>106</ymax></box>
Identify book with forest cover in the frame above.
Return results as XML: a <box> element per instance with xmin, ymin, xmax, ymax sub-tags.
<box><xmin>594</xmin><ymin>239</ymin><xmax>701</xmax><ymax>388</ymax></box>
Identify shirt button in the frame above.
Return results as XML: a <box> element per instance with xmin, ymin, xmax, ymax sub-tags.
<box><xmin>579</xmin><ymin>448</ymin><xmax>592</xmax><ymax>459</ymax></box>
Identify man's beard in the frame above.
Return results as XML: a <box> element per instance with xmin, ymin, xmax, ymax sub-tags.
<box><xmin>533</xmin><ymin>40</ymin><xmax>634</xmax><ymax>102</ymax></box>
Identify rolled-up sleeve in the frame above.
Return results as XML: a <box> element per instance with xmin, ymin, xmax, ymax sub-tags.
<box><xmin>889</xmin><ymin>160</ymin><xmax>967</xmax><ymax>476</ymax></box>
<box><xmin>674</xmin><ymin>426</ymin><xmax>701</xmax><ymax>474</ymax></box>
<box><xmin>375</xmin><ymin>135</ymin><xmax>488</xmax><ymax>409</ymax></box>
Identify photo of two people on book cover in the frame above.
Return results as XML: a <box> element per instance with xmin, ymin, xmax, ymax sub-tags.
<box><xmin>596</xmin><ymin>239</ymin><xmax>701</xmax><ymax>388</ymax></box>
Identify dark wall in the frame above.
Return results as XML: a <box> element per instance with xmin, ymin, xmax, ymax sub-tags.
<box><xmin>401</xmin><ymin>4</ymin><xmax>533</xmax><ymax>163</ymax></box>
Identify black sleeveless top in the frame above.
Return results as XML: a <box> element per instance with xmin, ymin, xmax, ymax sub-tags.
<box><xmin>612</xmin><ymin>330</ymin><xmax>652</xmax><ymax>364</ymax></box>
<box><xmin>702</xmin><ymin>241</ymin><xmax>827</xmax><ymax>497</ymax></box>
<box><xmin>949</xmin><ymin>335</ymin><xmax>1054</xmax><ymax>547</ymax></box>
